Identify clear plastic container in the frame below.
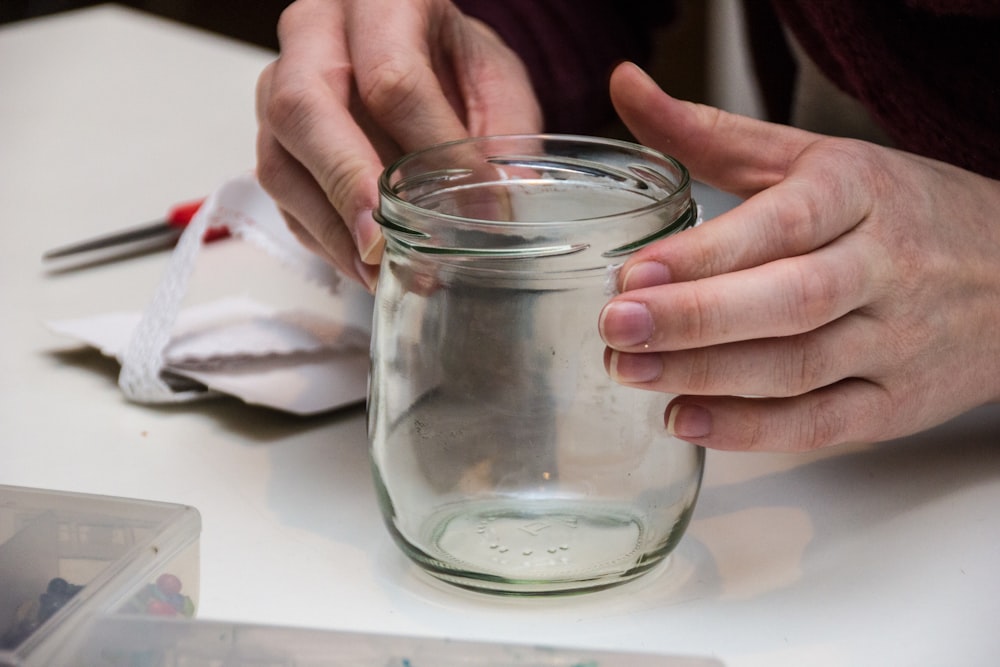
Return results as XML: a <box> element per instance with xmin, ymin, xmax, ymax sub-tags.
<box><xmin>0</xmin><ymin>488</ymin><xmax>720</xmax><ymax>666</ymax></box>
<box><xmin>369</xmin><ymin>135</ymin><xmax>705</xmax><ymax>595</ymax></box>
<box><xmin>0</xmin><ymin>485</ymin><xmax>200</xmax><ymax>666</ymax></box>
<box><xmin>52</xmin><ymin>614</ymin><xmax>720</xmax><ymax>666</ymax></box>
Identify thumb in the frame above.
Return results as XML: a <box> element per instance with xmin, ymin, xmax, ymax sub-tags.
<box><xmin>609</xmin><ymin>62</ymin><xmax>818</xmax><ymax>198</ymax></box>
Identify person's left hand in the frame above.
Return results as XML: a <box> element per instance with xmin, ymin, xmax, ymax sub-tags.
<box><xmin>599</xmin><ymin>62</ymin><xmax>1000</xmax><ymax>452</ymax></box>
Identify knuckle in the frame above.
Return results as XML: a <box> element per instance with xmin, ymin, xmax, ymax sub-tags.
<box><xmin>680</xmin><ymin>350</ymin><xmax>714</xmax><ymax>394</ymax></box>
<box><xmin>275</xmin><ymin>2</ymin><xmax>297</xmax><ymax>36</ymax></box>
<box><xmin>266</xmin><ymin>72</ymin><xmax>351</xmax><ymax>139</ymax></box>
<box><xmin>739</xmin><ymin>410</ymin><xmax>770</xmax><ymax>452</ymax></box>
<box><xmin>803</xmin><ymin>136</ymin><xmax>875</xmax><ymax>169</ymax></box>
<box><xmin>879</xmin><ymin>316</ymin><xmax>936</xmax><ymax>382</ymax></box>
<box><xmin>254</xmin><ymin>142</ymin><xmax>283</xmax><ymax>193</ymax></box>
<box><xmin>275</xmin><ymin>0</ymin><xmax>321</xmax><ymax>40</ymax></box>
<box><xmin>783</xmin><ymin>259</ymin><xmax>842</xmax><ymax>332</ymax></box>
<box><xmin>264</xmin><ymin>78</ymin><xmax>316</xmax><ymax>137</ymax></box>
<box><xmin>782</xmin><ymin>137</ymin><xmax>878</xmax><ymax>241</ymax></box>
<box><xmin>782</xmin><ymin>334</ymin><xmax>827</xmax><ymax>395</ymax></box>
<box><xmin>673</xmin><ymin>284</ymin><xmax>721</xmax><ymax>345</ymax></box>
<box><xmin>802</xmin><ymin>265</ymin><xmax>842</xmax><ymax>323</ymax></box>
<box><xmin>255</xmin><ymin>62</ymin><xmax>275</xmax><ymax>113</ymax></box>
<box><xmin>771</xmin><ymin>180</ymin><xmax>821</xmax><ymax>250</ymax></box>
<box><xmin>356</xmin><ymin>56</ymin><xmax>424</xmax><ymax>118</ymax></box>
<box><xmin>315</xmin><ymin>219</ymin><xmax>353</xmax><ymax>261</ymax></box>
<box><xmin>800</xmin><ymin>395</ymin><xmax>844</xmax><ymax>450</ymax></box>
<box><xmin>317</xmin><ymin>155</ymin><xmax>370</xmax><ymax>214</ymax></box>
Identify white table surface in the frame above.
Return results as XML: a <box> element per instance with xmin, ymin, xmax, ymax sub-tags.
<box><xmin>2</xmin><ymin>6</ymin><xmax>999</xmax><ymax>666</ymax></box>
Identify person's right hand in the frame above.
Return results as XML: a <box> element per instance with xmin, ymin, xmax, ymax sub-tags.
<box><xmin>255</xmin><ymin>0</ymin><xmax>543</xmax><ymax>291</ymax></box>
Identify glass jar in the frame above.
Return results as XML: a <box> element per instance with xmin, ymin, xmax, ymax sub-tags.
<box><xmin>369</xmin><ymin>135</ymin><xmax>703</xmax><ymax>595</ymax></box>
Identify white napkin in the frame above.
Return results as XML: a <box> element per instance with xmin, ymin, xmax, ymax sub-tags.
<box><xmin>48</xmin><ymin>173</ymin><xmax>373</xmax><ymax>415</ymax></box>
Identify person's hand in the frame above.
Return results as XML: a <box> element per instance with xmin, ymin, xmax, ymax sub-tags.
<box><xmin>255</xmin><ymin>0</ymin><xmax>542</xmax><ymax>290</ymax></box>
<box><xmin>600</xmin><ymin>62</ymin><xmax>1000</xmax><ymax>452</ymax></box>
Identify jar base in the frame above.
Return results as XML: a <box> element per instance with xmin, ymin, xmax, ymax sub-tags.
<box><xmin>394</xmin><ymin>499</ymin><xmax>684</xmax><ymax>596</ymax></box>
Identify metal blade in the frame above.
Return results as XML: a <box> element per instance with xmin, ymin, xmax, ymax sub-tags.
<box><xmin>42</xmin><ymin>221</ymin><xmax>178</xmax><ymax>260</ymax></box>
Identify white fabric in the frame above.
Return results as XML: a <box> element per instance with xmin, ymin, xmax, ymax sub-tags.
<box><xmin>116</xmin><ymin>173</ymin><xmax>346</xmax><ymax>404</ymax></box>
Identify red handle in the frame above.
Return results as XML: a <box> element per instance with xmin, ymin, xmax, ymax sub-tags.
<box><xmin>165</xmin><ymin>198</ymin><xmax>230</xmax><ymax>243</ymax></box>
<box><xmin>166</xmin><ymin>199</ymin><xmax>204</xmax><ymax>225</ymax></box>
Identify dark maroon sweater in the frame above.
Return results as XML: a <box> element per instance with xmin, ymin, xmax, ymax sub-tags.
<box><xmin>454</xmin><ymin>0</ymin><xmax>1000</xmax><ymax>179</ymax></box>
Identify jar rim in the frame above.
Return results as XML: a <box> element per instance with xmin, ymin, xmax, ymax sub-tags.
<box><xmin>377</xmin><ymin>133</ymin><xmax>691</xmax><ymax>228</ymax></box>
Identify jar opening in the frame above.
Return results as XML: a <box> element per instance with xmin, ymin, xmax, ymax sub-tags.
<box><xmin>377</xmin><ymin>134</ymin><xmax>694</xmax><ymax>262</ymax></box>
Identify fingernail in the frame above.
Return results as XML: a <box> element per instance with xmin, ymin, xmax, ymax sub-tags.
<box><xmin>609</xmin><ymin>350</ymin><xmax>663</xmax><ymax>383</ymax></box>
<box><xmin>666</xmin><ymin>403</ymin><xmax>712</xmax><ymax>439</ymax></box>
<box><xmin>355</xmin><ymin>210</ymin><xmax>384</xmax><ymax>265</ymax></box>
<box><xmin>599</xmin><ymin>301</ymin><xmax>654</xmax><ymax>347</ymax></box>
<box><xmin>353</xmin><ymin>256</ymin><xmax>379</xmax><ymax>293</ymax></box>
<box><xmin>622</xmin><ymin>261</ymin><xmax>670</xmax><ymax>291</ymax></box>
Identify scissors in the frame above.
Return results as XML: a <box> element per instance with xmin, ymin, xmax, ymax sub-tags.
<box><xmin>42</xmin><ymin>199</ymin><xmax>229</xmax><ymax>262</ymax></box>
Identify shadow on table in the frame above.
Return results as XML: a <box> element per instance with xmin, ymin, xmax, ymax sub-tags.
<box><xmin>45</xmin><ymin>345</ymin><xmax>363</xmax><ymax>443</ymax></box>
<box><xmin>678</xmin><ymin>403</ymin><xmax>1000</xmax><ymax>602</ymax></box>
<box><xmin>48</xmin><ymin>344</ymin><xmax>377</xmax><ymax>552</ymax></box>
<box><xmin>373</xmin><ymin>404</ymin><xmax>1000</xmax><ymax>616</ymax></box>
<box><xmin>697</xmin><ymin>403</ymin><xmax>1000</xmax><ymax>523</ymax></box>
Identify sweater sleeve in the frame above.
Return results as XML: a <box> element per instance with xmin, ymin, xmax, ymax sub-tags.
<box><xmin>452</xmin><ymin>0</ymin><xmax>675</xmax><ymax>133</ymax></box>
<box><xmin>771</xmin><ymin>0</ymin><xmax>1000</xmax><ymax>178</ymax></box>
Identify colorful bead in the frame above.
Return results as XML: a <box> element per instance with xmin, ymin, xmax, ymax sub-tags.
<box><xmin>146</xmin><ymin>599</ymin><xmax>178</xmax><ymax>616</ymax></box>
<box><xmin>155</xmin><ymin>573</ymin><xmax>182</xmax><ymax>596</ymax></box>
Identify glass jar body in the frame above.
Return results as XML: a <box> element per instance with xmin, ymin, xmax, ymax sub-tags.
<box><xmin>369</xmin><ymin>135</ymin><xmax>704</xmax><ymax>595</ymax></box>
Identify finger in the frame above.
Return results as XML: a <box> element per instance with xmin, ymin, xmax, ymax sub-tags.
<box><xmin>255</xmin><ymin>61</ymin><xmax>276</xmax><ymax>126</ymax></box>
<box><xmin>600</xmin><ymin>235</ymin><xmax>879</xmax><ymax>352</ymax></box>
<box><xmin>618</xmin><ymin>138</ymin><xmax>877</xmax><ymax>290</ymax></box>
<box><xmin>605</xmin><ymin>312</ymin><xmax>874</xmax><ymax>398</ymax></box>
<box><xmin>610</xmin><ymin>62</ymin><xmax>819</xmax><ymax>198</ymax></box>
<box><xmin>256</xmin><ymin>69</ymin><xmax>339</xmax><ymax>264</ymax></box>
<box><xmin>279</xmin><ymin>208</ymin><xmax>335</xmax><ymax>264</ymax></box>
<box><xmin>266</xmin><ymin>1</ymin><xmax>385</xmax><ymax>263</ymax></box>
<box><xmin>662</xmin><ymin>379</ymin><xmax>894</xmax><ymax>452</ymax></box>
<box><xmin>280</xmin><ymin>204</ymin><xmax>379</xmax><ymax>293</ymax></box>
<box><xmin>448</xmin><ymin>17</ymin><xmax>543</xmax><ymax>136</ymax></box>
<box><xmin>256</xmin><ymin>123</ymin><xmax>379</xmax><ymax>291</ymax></box>
<box><xmin>348</xmin><ymin>0</ymin><xmax>473</xmax><ymax>151</ymax></box>
<box><xmin>258</xmin><ymin>57</ymin><xmax>377</xmax><ymax>281</ymax></box>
